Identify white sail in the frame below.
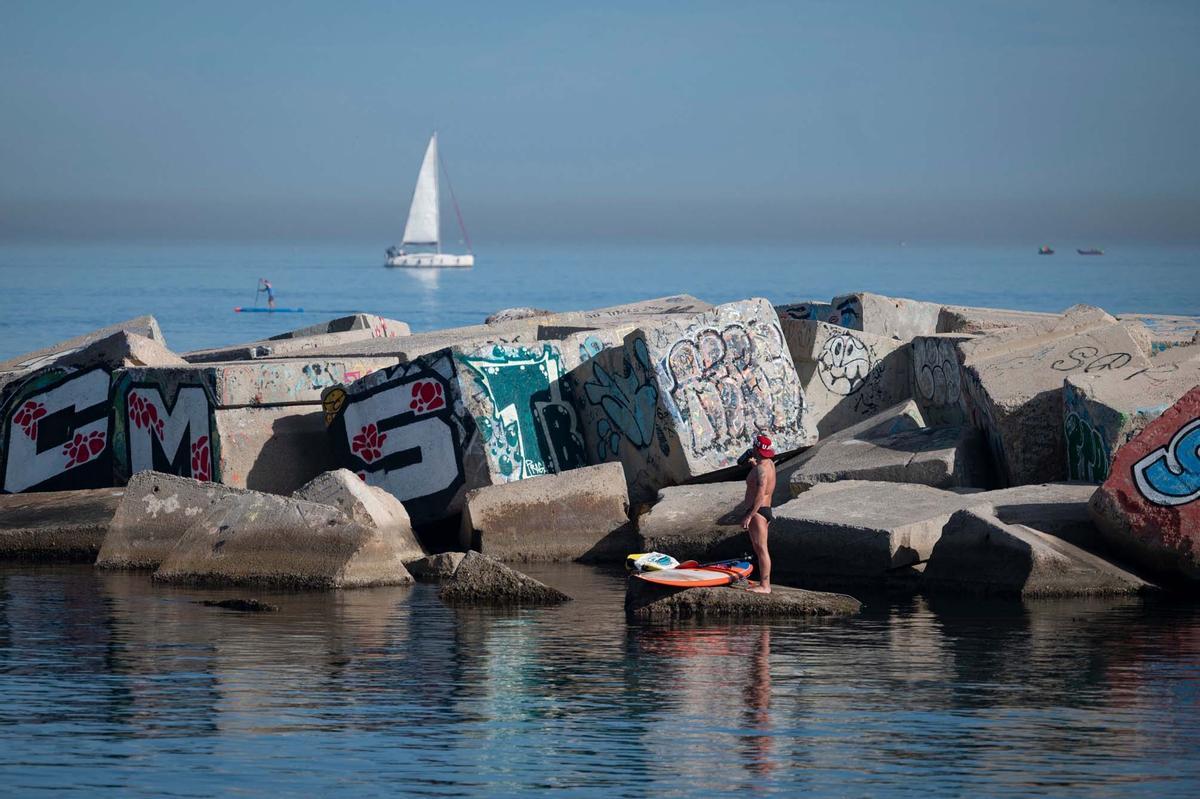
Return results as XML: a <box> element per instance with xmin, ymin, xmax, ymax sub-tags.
<box><xmin>402</xmin><ymin>134</ymin><xmax>440</xmax><ymax>246</ymax></box>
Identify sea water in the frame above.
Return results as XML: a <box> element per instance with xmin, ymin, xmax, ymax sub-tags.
<box><xmin>1</xmin><ymin>241</ymin><xmax>1200</xmax><ymax>795</ymax></box>
<box><xmin>1</xmin><ymin>241</ymin><xmax>1198</xmax><ymax>359</ymax></box>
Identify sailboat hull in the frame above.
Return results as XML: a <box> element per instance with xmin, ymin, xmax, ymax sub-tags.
<box><xmin>385</xmin><ymin>253</ymin><xmax>474</xmax><ymax>268</ymax></box>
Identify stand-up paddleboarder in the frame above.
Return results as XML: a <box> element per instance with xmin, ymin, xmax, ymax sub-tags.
<box><xmin>258</xmin><ymin>278</ymin><xmax>276</xmax><ymax>310</ymax></box>
<box><xmin>739</xmin><ymin>434</ymin><xmax>776</xmax><ymax>594</ymax></box>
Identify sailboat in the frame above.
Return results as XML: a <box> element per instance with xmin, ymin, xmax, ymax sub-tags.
<box><xmin>385</xmin><ymin>132</ymin><xmax>474</xmax><ymax>268</ymax></box>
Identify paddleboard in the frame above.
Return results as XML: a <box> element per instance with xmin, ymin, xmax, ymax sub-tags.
<box><xmin>634</xmin><ymin>559</ymin><xmax>753</xmax><ymax>588</ymax></box>
<box><xmin>234</xmin><ymin>307</ymin><xmax>305</xmax><ymax>313</ymax></box>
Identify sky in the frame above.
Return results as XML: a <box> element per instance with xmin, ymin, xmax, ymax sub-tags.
<box><xmin>1</xmin><ymin>0</ymin><xmax>1198</xmax><ymax>244</ymax></box>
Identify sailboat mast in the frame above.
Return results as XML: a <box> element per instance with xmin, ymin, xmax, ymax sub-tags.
<box><xmin>432</xmin><ymin>132</ymin><xmax>441</xmax><ymax>254</ymax></box>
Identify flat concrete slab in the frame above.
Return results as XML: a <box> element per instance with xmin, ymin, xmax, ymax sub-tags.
<box><xmin>0</xmin><ymin>315</ymin><xmax>165</xmax><ymax>375</ymax></box>
<box><xmin>625</xmin><ymin>579</ymin><xmax>861</xmax><ymax>619</ymax></box>
<box><xmin>635</xmin><ymin>481</ymin><xmax>747</xmax><ymax>562</ymax></box>
<box><xmin>770</xmin><ymin>481</ymin><xmax>992</xmax><ymax>582</ymax></box>
<box><xmin>924</xmin><ymin>510</ymin><xmax>1151</xmax><ymax>598</ymax></box>
<box><xmin>827</xmin><ymin>291</ymin><xmax>942</xmax><ymax>341</ymax></box>
<box><xmin>0</xmin><ymin>487</ymin><xmax>124</xmax><ymax>560</ymax></box>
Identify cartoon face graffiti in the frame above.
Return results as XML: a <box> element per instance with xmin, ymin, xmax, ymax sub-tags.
<box><xmin>817</xmin><ymin>332</ymin><xmax>872</xmax><ymax>395</ymax></box>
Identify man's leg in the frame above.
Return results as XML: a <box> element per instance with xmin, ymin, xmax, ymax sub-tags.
<box><xmin>747</xmin><ymin>515</ymin><xmax>771</xmax><ymax>593</ymax></box>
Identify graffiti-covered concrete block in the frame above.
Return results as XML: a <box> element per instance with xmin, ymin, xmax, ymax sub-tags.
<box><xmin>183</xmin><ymin>315</ymin><xmax>409</xmax><ymax>363</ymax></box>
<box><xmin>111</xmin><ymin>356</ymin><xmax>399</xmax><ymax>493</ymax></box>
<box><xmin>323</xmin><ymin>340</ymin><xmax>591</xmax><ymax>524</ymax></box>
<box><xmin>775</xmin><ymin>301</ymin><xmax>834</xmax><ymax>325</ymax></box>
<box><xmin>1089</xmin><ymin>386</ymin><xmax>1200</xmax><ymax>589</ymax></box>
<box><xmin>959</xmin><ymin>317</ymin><xmax>1152</xmax><ymax>487</ymax></box>
<box><xmin>910</xmin><ymin>334</ymin><xmax>973</xmax><ymax>426</ymax></box>
<box><xmin>827</xmin><ymin>292</ymin><xmax>942</xmax><ymax>340</ymax></box>
<box><xmin>462</xmin><ymin>462</ymin><xmax>630</xmax><ymax>562</ymax></box>
<box><xmin>1063</xmin><ymin>349</ymin><xmax>1200</xmax><ymax>484</ymax></box>
<box><xmin>0</xmin><ymin>331</ymin><xmax>186</xmax><ymax>494</ymax></box>
<box><xmin>322</xmin><ymin>353</ymin><xmax>478</xmax><ymax>525</ymax></box>
<box><xmin>571</xmin><ymin>298</ymin><xmax>807</xmax><ymax>501</ymax></box>
<box><xmin>782</xmin><ymin>319</ymin><xmax>911</xmax><ymax>439</ymax></box>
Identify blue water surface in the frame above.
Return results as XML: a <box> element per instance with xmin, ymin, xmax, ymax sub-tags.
<box><xmin>1</xmin><ymin>242</ymin><xmax>1197</xmax><ymax>359</ymax></box>
<box><xmin>2</xmin><ymin>563</ymin><xmax>1199</xmax><ymax>798</ymax></box>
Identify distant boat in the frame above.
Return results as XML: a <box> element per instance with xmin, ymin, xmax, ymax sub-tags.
<box><xmin>1038</xmin><ymin>245</ymin><xmax>1055</xmax><ymax>255</ymax></box>
<box><xmin>385</xmin><ymin>132</ymin><xmax>474</xmax><ymax>269</ymax></box>
<box><xmin>1077</xmin><ymin>248</ymin><xmax>1104</xmax><ymax>256</ymax></box>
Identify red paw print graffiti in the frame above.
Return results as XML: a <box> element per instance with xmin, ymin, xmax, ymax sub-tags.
<box><xmin>351</xmin><ymin>423</ymin><xmax>386</xmax><ymax>463</ymax></box>
<box><xmin>128</xmin><ymin>392</ymin><xmax>165</xmax><ymax>438</ymax></box>
<box><xmin>63</xmin><ymin>430</ymin><xmax>106</xmax><ymax>467</ymax></box>
<box><xmin>191</xmin><ymin>436</ymin><xmax>211</xmax><ymax>482</ymax></box>
<box><xmin>12</xmin><ymin>400</ymin><xmax>47</xmax><ymax>440</ymax></box>
<box><xmin>409</xmin><ymin>380</ymin><xmax>445</xmax><ymax>413</ymax></box>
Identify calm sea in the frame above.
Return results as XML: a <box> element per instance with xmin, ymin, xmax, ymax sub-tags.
<box><xmin>2</xmin><ymin>241</ymin><xmax>1200</xmax><ymax>796</ymax></box>
<box><xmin>1</xmin><ymin>241</ymin><xmax>1198</xmax><ymax>359</ymax></box>
<box><xmin>2</xmin><ymin>563</ymin><xmax>1199</xmax><ymax>797</ymax></box>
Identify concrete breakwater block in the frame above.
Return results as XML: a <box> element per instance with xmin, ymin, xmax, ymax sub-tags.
<box><xmin>0</xmin><ymin>487</ymin><xmax>124</xmax><ymax>560</ymax></box>
<box><xmin>909</xmin><ymin>334</ymin><xmax>973</xmax><ymax>427</ymax></box>
<box><xmin>958</xmin><ymin>307</ymin><xmax>1152</xmax><ymax>486</ymax></box>
<box><xmin>971</xmin><ymin>482</ymin><xmax>1101</xmax><ymax>549</ymax></box>
<box><xmin>826</xmin><ymin>291</ymin><xmax>943</xmax><ymax>341</ymax></box>
<box><xmin>570</xmin><ymin>298</ymin><xmax>809</xmax><ymax>502</ymax></box>
<box><xmin>112</xmin><ymin>356</ymin><xmax>398</xmax><ymax>494</ymax></box>
<box><xmin>781</xmin><ymin>318</ymin><xmax>911</xmax><ymax>439</ymax></box>
<box><xmin>323</xmin><ymin>340</ymin><xmax>588</xmax><ymax>524</ymax></box>
<box><xmin>625</xmin><ymin>579</ymin><xmax>862</xmax><ymax>620</ymax></box>
<box><xmin>1116</xmin><ymin>313</ymin><xmax>1200</xmax><ymax>353</ymax></box>
<box><xmin>937</xmin><ymin>305</ymin><xmax>1062</xmax><ymax>335</ymax></box>
<box><xmin>438</xmin><ymin>551</ymin><xmax>571</xmax><ymax>604</ymax></box>
<box><xmin>0</xmin><ymin>315</ymin><xmax>166</xmax><ymax>377</ymax></box>
<box><xmin>0</xmin><ymin>331</ymin><xmax>188</xmax><ymax>494</ymax></box>
<box><xmin>635</xmin><ymin>481</ymin><xmax>748</xmax><ymax>563</ymax></box>
<box><xmin>97</xmin><ymin>472</ymin><xmax>251</xmax><ymax>569</ymax></box>
<box><xmin>294</xmin><ymin>468</ymin><xmax>426</xmax><ymax>563</ymax></box>
<box><xmin>1063</xmin><ymin>346</ymin><xmax>1200</xmax><ymax>484</ymax></box>
<box><xmin>153</xmin><ymin>490</ymin><xmax>415</xmax><ymax>589</ymax></box>
<box><xmin>183</xmin><ymin>314</ymin><xmax>409</xmax><ymax>363</ymax></box>
<box><xmin>924</xmin><ymin>510</ymin><xmax>1151</xmax><ymax>598</ymax></box>
<box><xmin>406</xmin><ymin>551</ymin><xmax>467</xmax><ymax>582</ymax></box>
<box><xmin>780</xmin><ymin>400</ymin><xmax>987</xmax><ymax>493</ymax></box>
<box><xmin>1088</xmin><ymin>386</ymin><xmax>1200</xmax><ymax>590</ymax></box>
<box><xmin>770</xmin><ymin>481</ymin><xmax>993</xmax><ymax>582</ymax></box>
<box><xmin>462</xmin><ymin>462</ymin><xmax>631</xmax><ymax>562</ymax></box>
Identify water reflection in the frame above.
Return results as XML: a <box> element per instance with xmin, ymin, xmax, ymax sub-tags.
<box><xmin>2</xmin><ymin>563</ymin><xmax>1199</xmax><ymax>796</ymax></box>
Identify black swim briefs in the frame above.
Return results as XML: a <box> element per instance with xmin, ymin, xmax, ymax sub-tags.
<box><xmin>755</xmin><ymin>507</ymin><xmax>774</xmax><ymax>522</ymax></box>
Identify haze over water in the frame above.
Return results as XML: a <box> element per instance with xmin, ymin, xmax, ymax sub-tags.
<box><xmin>1</xmin><ymin>241</ymin><xmax>1198</xmax><ymax>360</ymax></box>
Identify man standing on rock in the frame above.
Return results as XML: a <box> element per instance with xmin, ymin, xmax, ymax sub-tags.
<box><xmin>740</xmin><ymin>434</ymin><xmax>776</xmax><ymax>594</ymax></box>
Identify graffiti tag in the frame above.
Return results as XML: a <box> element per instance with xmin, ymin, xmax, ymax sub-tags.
<box><xmin>1133</xmin><ymin>417</ymin><xmax>1200</xmax><ymax>506</ymax></box>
